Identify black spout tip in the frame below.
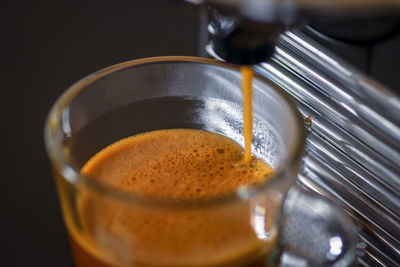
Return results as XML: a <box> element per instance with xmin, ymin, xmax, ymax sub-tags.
<box><xmin>207</xmin><ymin>7</ymin><xmax>284</xmax><ymax>65</ymax></box>
<box><xmin>212</xmin><ymin>33</ymin><xmax>276</xmax><ymax>65</ymax></box>
<box><xmin>210</xmin><ymin>21</ymin><xmax>281</xmax><ymax>65</ymax></box>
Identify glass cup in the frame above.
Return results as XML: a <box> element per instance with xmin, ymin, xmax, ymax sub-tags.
<box><xmin>45</xmin><ymin>56</ymin><xmax>306</xmax><ymax>267</ymax></box>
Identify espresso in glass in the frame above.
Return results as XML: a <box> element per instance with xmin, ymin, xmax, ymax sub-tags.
<box><xmin>73</xmin><ymin>128</ymin><xmax>275</xmax><ymax>266</ymax></box>
<box><xmin>45</xmin><ymin>57</ymin><xmax>305</xmax><ymax>267</ymax></box>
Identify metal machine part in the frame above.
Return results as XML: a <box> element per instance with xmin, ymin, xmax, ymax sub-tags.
<box><xmin>207</xmin><ymin>8</ymin><xmax>284</xmax><ymax>64</ymax></box>
<box><xmin>189</xmin><ymin>0</ymin><xmax>400</xmax><ymax>64</ymax></box>
<box><xmin>187</xmin><ymin>0</ymin><xmax>400</xmax><ymax>23</ymax></box>
<box><xmin>207</xmin><ymin>29</ymin><xmax>400</xmax><ymax>266</ymax></box>
<box><xmin>190</xmin><ymin>1</ymin><xmax>400</xmax><ymax>265</ymax></box>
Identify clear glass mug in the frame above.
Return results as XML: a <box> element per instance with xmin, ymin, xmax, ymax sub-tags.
<box><xmin>45</xmin><ymin>56</ymin><xmax>306</xmax><ymax>266</ymax></box>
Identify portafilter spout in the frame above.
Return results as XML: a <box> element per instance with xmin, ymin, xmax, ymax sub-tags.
<box><xmin>187</xmin><ymin>0</ymin><xmax>400</xmax><ymax>65</ymax></box>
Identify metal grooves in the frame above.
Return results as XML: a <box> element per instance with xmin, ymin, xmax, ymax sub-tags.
<box><xmin>256</xmin><ymin>62</ymin><xmax>400</xmax><ymax>194</ymax></box>
<box><xmin>298</xmin><ymin>172</ymin><xmax>400</xmax><ymax>267</ymax></box>
<box><xmin>260</xmin><ymin>51</ymin><xmax>400</xmax><ymax>168</ymax></box>
<box><xmin>303</xmin><ymin>152</ymin><xmax>400</xmax><ymax>257</ymax></box>
<box><xmin>278</xmin><ymin>31</ymin><xmax>400</xmax><ymax>123</ymax></box>
<box><xmin>254</xmin><ymin>30</ymin><xmax>400</xmax><ymax>265</ymax></box>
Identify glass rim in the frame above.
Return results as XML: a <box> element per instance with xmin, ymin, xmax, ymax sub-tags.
<box><xmin>45</xmin><ymin>56</ymin><xmax>306</xmax><ymax>208</ymax></box>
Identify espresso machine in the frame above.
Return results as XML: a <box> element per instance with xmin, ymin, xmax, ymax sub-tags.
<box><xmin>187</xmin><ymin>0</ymin><xmax>400</xmax><ymax>265</ymax></box>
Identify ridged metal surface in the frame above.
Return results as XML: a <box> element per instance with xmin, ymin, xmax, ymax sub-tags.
<box><xmin>252</xmin><ymin>30</ymin><xmax>400</xmax><ymax>266</ymax></box>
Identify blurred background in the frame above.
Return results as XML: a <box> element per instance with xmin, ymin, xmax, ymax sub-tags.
<box><xmin>2</xmin><ymin>1</ymin><xmax>202</xmax><ymax>266</ymax></box>
<box><xmin>1</xmin><ymin>0</ymin><xmax>399</xmax><ymax>266</ymax></box>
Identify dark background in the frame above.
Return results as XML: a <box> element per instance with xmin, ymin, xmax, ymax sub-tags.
<box><xmin>2</xmin><ymin>1</ymin><xmax>202</xmax><ymax>266</ymax></box>
<box><xmin>1</xmin><ymin>0</ymin><xmax>399</xmax><ymax>266</ymax></box>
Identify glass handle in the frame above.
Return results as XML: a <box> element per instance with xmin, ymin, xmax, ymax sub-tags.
<box><xmin>280</xmin><ymin>185</ymin><xmax>360</xmax><ymax>267</ymax></box>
